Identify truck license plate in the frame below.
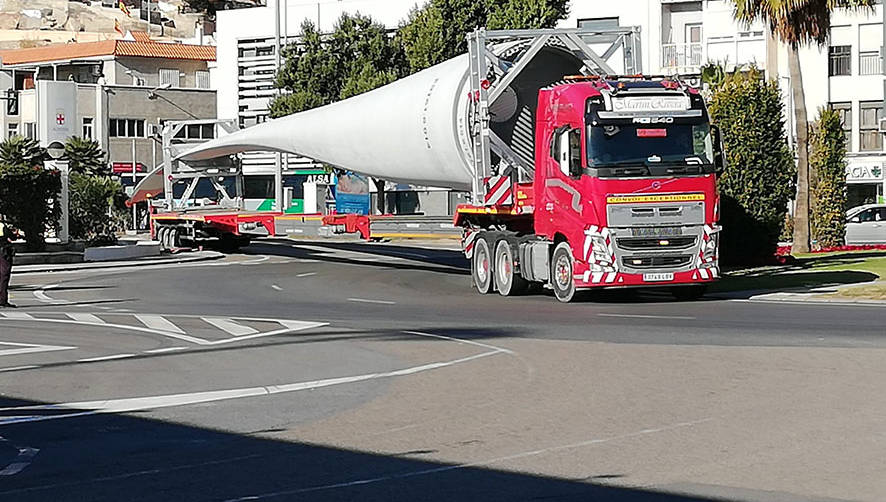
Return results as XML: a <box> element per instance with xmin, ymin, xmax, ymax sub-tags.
<box><xmin>643</xmin><ymin>272</ymin><xmax>674</xmax><ymax>282</ymax></box>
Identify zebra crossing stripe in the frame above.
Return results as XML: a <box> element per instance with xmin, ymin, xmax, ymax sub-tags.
<box><xmin>66</xmin><ymin>313</ymin><xmax>105</xmax><ymax>324</ymax></box>
<box><xmin>134</xmin><ymin>315</ymin><xmax>186</xmax><ymax>334</ymax></box>
<box><xmin>203</xmin><ymin>318</ymin><xmax>259</xmax><ymax>337</ymax></box>
<box><xmin>1</xmin><ymin>312</ymin><xmax>33</xmax><ymax>320</ymax></box>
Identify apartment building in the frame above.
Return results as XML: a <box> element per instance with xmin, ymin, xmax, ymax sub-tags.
<box><xmin>0</xmin><ymin>33</ymin><xmax>217</xmax><ymax>190</ymax></box>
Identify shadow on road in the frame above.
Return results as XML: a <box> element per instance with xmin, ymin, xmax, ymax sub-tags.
<box><xmin>0</xmin><ymin>395</ymin><xmax>718</xmax><ymax>502</ymax></box>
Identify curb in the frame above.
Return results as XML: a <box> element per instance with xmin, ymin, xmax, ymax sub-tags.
<box><xmin>709</xmin><ymin>280</ymin><xmax>886</xmax><ymax>305</ymax></box>
<box><xmin>15</xmin><ymin>251</ymin><xmax>225</xmax><ymax>274</ymax></box>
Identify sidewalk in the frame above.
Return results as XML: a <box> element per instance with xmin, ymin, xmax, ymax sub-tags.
<box><xmin>15</xmin><ymin>250</ymin><xmax>224</xmax><ymax>274</ymax></box>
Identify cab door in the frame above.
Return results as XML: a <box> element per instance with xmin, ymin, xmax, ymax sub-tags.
<box><xmin>543</xmin><ymin>126</ymin><xmax>587</xmax><ymax>239</ymax></box>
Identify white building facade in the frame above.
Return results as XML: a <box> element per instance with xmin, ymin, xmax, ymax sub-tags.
<box><xmin>213</xmin><ymin>0</ymin><xmax>886</xmax><ymax>210</ymax></box>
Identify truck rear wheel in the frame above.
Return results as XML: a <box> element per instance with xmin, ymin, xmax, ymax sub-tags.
<box><xmin>494</xmin><ymin>238</ymin><xmax>528</xmax><ymax>296</ymax></box>
<box><xmin>551</xmin><ymin>242</ymin><xmax>576</xmax><ymax>303</ymax></box>
<box><xmin>472</xmin><ymin>235</ymin><xmax>494</xmax><ymax>294</ymax></box>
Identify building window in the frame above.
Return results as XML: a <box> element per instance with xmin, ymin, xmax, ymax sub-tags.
<box><xmin>7</xmin><ymin>123</ymin><xmax>18</xmax><ymax>138</ymax></box>
<box><xmin>860</xmin><ymin>101</ymin><xmax>883</xmax><ymax>152</ymax></box>
<box><xmin>196</xmin><ymin>70</ymin><xmax>210</xmax><ymax>89</ymax></box>
<box><xmin>82</xmin><ymin>117</ymin><xmax>94</xmax><ymax>139</ymax></box>
<box><xmin>159</xmin><ymin>68</ymin><xmax>181</xmax><ymax>87</ymax></box>
<box><xmin>109</xmin><ymin>118</ymin><xmax>146</xmax><ymax>138</ymax></box>
<box><xmin>828</xmin><ymin>45</ymin><xmax>851</xmax><ymax>76</ymax></box>
<box><xmin>859</xmin><ymin>23</ymin><xmax>882</xmax><ymax>76</ymax></box>
<box><xmin>829</xmin><ymin>102</ymin><xmax>852</xmax><ymax>149</ymax></box>
<box><xmin>23</xmin><ymin>122</ymin><xmax>36</xmax><ymax>140</ymax></box>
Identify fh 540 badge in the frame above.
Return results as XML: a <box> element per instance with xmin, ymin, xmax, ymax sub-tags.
<box><xmin>632</xmin><ymin>117</ymin><xmax>674</xmax><ymax>124</ymax></box>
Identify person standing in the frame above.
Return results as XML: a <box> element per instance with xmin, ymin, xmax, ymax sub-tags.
<box><xmin>0</xmin><ymin>222</ymin><xmax>16</xmax><ymax>308</ymax></box>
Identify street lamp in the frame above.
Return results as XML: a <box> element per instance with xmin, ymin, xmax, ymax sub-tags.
<box><xmin>146</xmin><ymin>82</ymin><xmax>172</xmax><ymax>99</ymax></box>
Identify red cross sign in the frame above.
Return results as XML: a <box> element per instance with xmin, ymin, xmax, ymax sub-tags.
<box><xmin>56</xmin><ymin>113</ymin><xmax>65</xmax><ymax>126</ymax></box>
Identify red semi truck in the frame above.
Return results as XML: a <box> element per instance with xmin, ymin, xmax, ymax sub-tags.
<box><xmin>454</xmin><ymin>76</ymin><xmax>723</xmax><ymax>302</ymax></box>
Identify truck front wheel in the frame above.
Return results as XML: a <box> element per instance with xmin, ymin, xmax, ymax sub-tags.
<box><xmin>494</xmin><ymin>238</ymin><xmax>528</xmax><ymax>296</ymax></box>
<box><xmin>551</xmin><ymin>242</ymin><xmax>576</xmax><ymax>303</ymax></box>
<box><xmin>472</xmin><ymin>235</ymin><xmax>494</xmax><ymax>294</ymax></box>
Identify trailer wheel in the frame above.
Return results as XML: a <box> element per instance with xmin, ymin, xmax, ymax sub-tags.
<box><xmin>472</xmin><ymin>235</ymin><xmax>494</xmax><ymax>294</ymax></box>
<box><xmin>157</xmin><ymin>227</ymin><xmax>169</xmax><ymax>251</ymax></box>
<box><xmin>551</xmin><ymin>242</ymin><xmax>576</xmax><ymax>303</ymax></box>
<box><xmin>494</xmin><ymin>238</ymin><xmax>528</xmax><ymax>296</ymax></box>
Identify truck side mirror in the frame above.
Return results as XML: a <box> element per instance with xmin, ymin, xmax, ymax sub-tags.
<box><xmin>711</xmin><ymin>125</ymin><xmax>726</xmax><ymax>174</ymax></box>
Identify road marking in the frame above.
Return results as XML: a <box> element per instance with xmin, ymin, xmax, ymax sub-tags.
<box><xmin>241</xmin><ymin>255</ymin><xmax>270</xmax><ymax>266</ymax></box>
<box><xmin>270</xmin><ymin>284</ymin><xmax>283</xmax><ymax>291</ymax></box>
<box><xmin>202</xmin><ymin>321</ymin><xmax>327</xmax><ymax>345</ymax></box>
<box><xmin>0</xmin><ymin>349</ymin><xmax>503</xmax><ymax>426</ymax></box>
<box><xmin>143</xmin><ymin>347</ymin><xmax>189</xmax><ymax>354</ymax></box>
<box><xmin>0</xmin><ymin>365</ymin><xmax>39</xmax><ymax>373</ymax></box>
<box><xmin>404</xmin><ymin>330</ymin><xmax>515</xmax><ymax>355</ymax></box>
<box><xmin>0</xmin><ymin>312</ymin><xmax>34</xmax><ymax>320</ymax></box>
<box><xmin>203</xmin><ymin>317</ymin><xmax>259</xmax><ymax>337</ymax></box>
<box><xmin>135</xmin><ymin>314</ymin><xmax>186</xmax><ymax>334</ymax></box>
<box><xmin>0</xmin><ymin>447</ymin><xmax>39</xmax><ymax>476</ymax></box>
<box><xmin>222</xmin><ymin>418</ymin><xmax>714</xmax><ymax>501</ymax></box>
<box><xmin>66</xmin><ymin>313</ymin><xmax>105</xmax><ymax>324</ymax></box>
<box><xmin>598</xmin><ymin>313</ymin><xmax>695</xmax><ymax>320</ymax></box>
<box><xmin>296</xmin><ymin>272</ymin><xmax>317</xmax><ymax>278</ymax></box>
<box><xmin>33</xmin><ymin>284</ymin><xmax>62</xmax><ymax>304</ymax></box>
<box><xmin>0</xmin><ymin>341</ymin><xmax>76</xmax><ymax>357</ymax></box>
<box><xmin>347</xmin><ymin>298</ymin><xmax>396</xmax><ymax>305</ymax></box>
<box><xmin>0</xmin><ymin>316</ymin><xmax>209</xmax><ymax>345</ymax></box>
<box><xmin>0</xmin><ymin>454</ymin><xmax>263</xmax><ymax>497</ymax></box>
<box><xmin>77</xmin><ymin>353</ymin><xmax>137</xmax><ymax>363</ymax></box>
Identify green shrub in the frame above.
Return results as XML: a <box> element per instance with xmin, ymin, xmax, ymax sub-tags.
<box><xmin>64</xmin><ymin>136</ymin><xmax>107</xmax><ymax>176</ymax></box>
<box><xmin>0</xmin><ymin>136</ymin><xmax>60</xmax><ymax>251</ymax></box>
<box><xmin>810</xmin><ymin>108</ymin><xmax>848</xmax><ymax>249</ymax></box>
<box><xmin>708</xmin><ymin>69</ymin><xmax>796</xmax><ymax>264</ymax></box>
<box><xmin>69</xmin><ymin>173</ymin><xmax>125</xmax><ymax>246</ymax></box>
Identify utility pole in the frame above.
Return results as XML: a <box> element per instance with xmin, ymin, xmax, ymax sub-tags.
<box><xmin>132</xmin><ymin>139</ymin><xmax>138</xmax><ymax>231</ymax></box>
<box><xmin>274</xmin><ymin>0</ymin><xmax>284</xmax><ymax>212</ymax></box>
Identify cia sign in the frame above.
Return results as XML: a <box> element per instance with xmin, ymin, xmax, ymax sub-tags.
<box><xmin>846</xmin><ymin>163</ymin><xmax>884</xmax><ymax>182</ymax></box>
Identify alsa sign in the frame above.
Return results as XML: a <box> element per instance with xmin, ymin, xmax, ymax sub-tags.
<box><xmin>846</xmin><ymin>163</ymin><xmax>884</xmax><ymax>182</ymax></box>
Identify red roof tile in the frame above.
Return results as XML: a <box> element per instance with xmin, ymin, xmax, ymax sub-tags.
<box><xmin>0</xmin><ymin>40</ymin><xmax>215</xmax><ymax>66</ymax></box>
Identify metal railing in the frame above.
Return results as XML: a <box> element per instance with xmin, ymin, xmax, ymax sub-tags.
<box><xmin>859</xmin><ymin>51</ymin><xmax>882</xmax><ymax>76</ymax></box>
<box><xmin>661</xmin><ymin>43</ymin><xmax>703</xmax><ymax>73</ymax></box>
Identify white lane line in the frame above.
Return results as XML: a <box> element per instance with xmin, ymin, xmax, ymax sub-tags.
<box><xmin>134</xmin><ymin>314</ymin><xmax>186</xmax><ymax>334</ymax></box>
<box><xmin>0</xmin><ymin>365</ymin><xmax>39</xmax><ymax>373</ymax></box>
<box><xmin>347</xmin><ymin>298</ymin><xmax>396</xmax><ymax>305</ymax></box>
<box><xmin>66</xmin><ymin>313</ymin><xmax>105</xmax><ymax>324</ymax></box>
<box><xmin>0</xmin><ymin>312</ymin><xmax>34</xmax><ymax>320</ymax></box>
<box><xmin>240</xmin><ymin>255</ymin><xmax>270</xmax><ymax>266</ymax></box>
<box><xmin>295</xmin><ymin>272</ymin><xmax>317</xmax><ymax>278</ymax></box>
<box><xmin>0</xmin><ymin>316</ymin><xmax>208</xmax><ymax>345</ymax></box>
<box><xmin>0</xmin><ymin>454</ymin><xmax>263</xmax><ymax>497</ymax></box>
<box><xmin>33</xmin><ymin>284</ymin><xmax>67</xmax><ymax>304</ymax></box>
<box><xmin>598</xmin><ymin>313</ymin><xmax>695</xmax><ymax>320</ymax></box>
<box><xmin>143</xmin><ymin>347</ymin><xmax>189</xmax><ymax>354</ymax></box>
<box><xmin>203</xmin><ymin>321</ymin><xmax>328</xmax><ymax>346</ymax></box>
<box><xmin>223</xmin><ymin>418</ymin><xmax>714</xmax><ymax>501</ymax></box>
<box><xmin>403</xmin><ymin>330</ymin><xmax>515</xmax><ymax>355</ymax></box>
<box><xmin>77</xmin><ymin>353</ymin><xmax>137</xmax><ymax>363</ymax></box>
<box><xmin>203</xmin><ymin>317</ymin><xmax>259</xmax><ymax>337</ymax></box>
<box><xmin>0</xmin><ymin>447</ymin><xmax>39</xmax><ymax>476</ymax></box>
<box><xmin>270</xmin><ymin>285</ymin><xmax>283</xmax><ymax>291</ymax></box>
<box><xmin>0</xmin><ymin>341</ymin><xmax>76</xmax><ymax>357</ymax></box>
<box><xmin>0</xmin><ymin>350</ymin><xmax>503</xmax><ymax>426</ymax></box>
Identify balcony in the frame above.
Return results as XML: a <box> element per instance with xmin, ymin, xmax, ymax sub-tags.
<box><xmin>859</xmin><ymin>51</ymin><xmax>882</xmax><ymax>76</ymax></box>
<box><xmin>661</xmin><ymin>43</ymin><xmax>703</xmax><ymax>74</ymax></box>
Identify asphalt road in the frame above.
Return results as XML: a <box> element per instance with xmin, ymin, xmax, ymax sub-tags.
<box><xmin>0</xmin><ymin>238</ymin><xmax>884</xmax><ymax>502</ymax></box>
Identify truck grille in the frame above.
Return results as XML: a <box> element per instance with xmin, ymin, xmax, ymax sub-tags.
<box><xmin>622</xmin><ymin>255</ymin><xmax>692</xmax><ymax>269</ymax></box>
<box><xmin>616</xmin><ymin>236</ymin><xmax>696</xmax><ymax>250</ymax></box>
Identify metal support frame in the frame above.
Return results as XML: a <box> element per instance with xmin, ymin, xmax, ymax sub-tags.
<box><xmin>465</xmin><ymin>27</ymin><xmax>642</xmax><ymax>205</ymax></box>
<box><xmin>161</xmin><ymin>119</ymin><xmax>240</xmax><ymax>212</ymax></box>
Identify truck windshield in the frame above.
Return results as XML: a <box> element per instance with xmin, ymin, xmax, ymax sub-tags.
<box><xmin>586</xmin><ymin>123</ymin><xmax>713</xmax><ymax>168</ymax></box>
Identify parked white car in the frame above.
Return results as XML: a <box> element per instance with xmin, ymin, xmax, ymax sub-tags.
<box><xmin>845</xmin><ymin>204</ymin><xmax>886</xmax><ymax>245</ymax></box>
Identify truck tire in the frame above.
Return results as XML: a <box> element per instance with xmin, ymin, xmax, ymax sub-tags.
<box><xmin>494</xmin><ymin>238</ymin><xmax>528</xmax><ymax>296</ymax></box>
<box><xmin>472</xmin><ymin>235</ymin><xmax>494</xmax><ymax>294</ymax></box>
<box><xmin>670</xmin><ymin>285</ymin><xmax>707</xmax><ymax>301</ymax></box>
<box><xmin>157</xmin><ymin>227</ymin><xmax>169</xmax><ymax>251</ymax></box>
<box><xmin>551</xmin><ymin>241</ymin><xmax>577</xmax><ymax>303</ymax></box>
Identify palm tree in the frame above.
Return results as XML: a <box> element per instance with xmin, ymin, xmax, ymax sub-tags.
<box><xmin>64</xmin><ymin>136</ymin><xmax>107</xmax><ymax>176</ymax></box>
<box><xmin>0</xmin><ymin>135</ymin><xmax>46</xmax><ymax>168</ymax></box>
<box><xmin>729</xmin><ymin>0</ymin><xmax>874</xmax><ymax>253</ymax></box>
